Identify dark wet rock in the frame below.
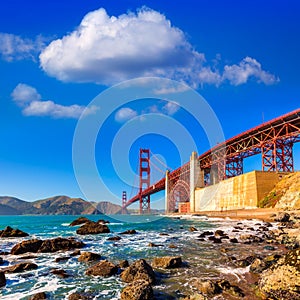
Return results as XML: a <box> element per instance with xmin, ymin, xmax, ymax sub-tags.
<box><xmin>0</xmin><ymin>272</ymin><xmax>6</xmax><ymax>287</ymax></box>
<box><xmin>78</xmin><ymin>251</ymin><xmax>101</xmax><ymax>262</ymax></box>
<box><xmin>182</xmin><ymin>294</ymin><xmax>206</xmax><ymax>300</ymax></box>
<box><xmin>259</xmin><ymin>248</ymin><xmax>300</xmax><ymax>298</ymax></box>
<box><xmin>214</xmin><ymin>230</ymin><xmax>225</xmax><ymax>237</ymax></box>
<box><xmin>38</xmin><ymin>237</ymin><xmax>85</xmax><ymax>253</ymax></box>
<box><xmin>0</xmin><ymin>257</ymin><xmax>3</xmax><ymax>265</ymax></box>
<box><xmin>258</xmin><ymin>226</ymin><xmax>269</xmax><ymax>232</ymax></box>
<box><xmin>159</xmin><ymin>233</ymin><xmax>169</xmax><ymax>236</ymax></box>
<box><xmin>29</xmin><ymin>292</ymin><xmax>47</xmax><ymax>299</ymax></box>
<box><xmin>240</xmin><ymin>234</ymin><xmax>263</xmax><ymax>243</ymax></box>
<box><xmin>274</xmin><ymin>212</ymin><xmax>290</xmax><ymax>222</ymax></box>
<box><xmin>213</xmin><ymin>238</ymin><xmax>222</xmax><ymax>244</ymax></box>
<box><xmin>198</xmin><ymin>231</ymin><xmax>213</xmax><ymax>238</ymax></box>
<box><xmin>230</xmin><ymin>238</ymin><xmax>238</xmax><ymax>243</ymax></box>
<box><xmin>120</xmin><ymin>229</ymin><xmax>137</xmax><ymax>235</ymax></box>
<box><xmin>76</xmin><ymin>222</ymin><xmax>110</xmax><ymax>235</ymax></box>
<box><xmin>189</xmin><ymin>226</ymin><xmax>198</xmax><ymax>232</ymax></box>
<box><xmin>70</xmin><ymin>250</ymin><xmax>81</xmax><ymax>256</ymax></box>
<box><xmin>152</xmin><ymin>256</ymin><xmax>182</xmax><ymax>269</ymax></box>
<box><xmin>6</xmin><ymin>262</ymin><xmax>38</xmax><ymax>273</ymax></box>
<box><xmin>0</xmin><ymin>251</ymin><xmax>9</xmax><ymax>255</ymax></box>
<box><xmin>107</xmin><ymin>236</ymin><xmax>121</xmax><ymax>241</ymax></box>
<box><xmin>68</xmin><ymin>293</ymin><xmax>92</xmax><ymax>300</ymax></box>
<box><xmin>121</xmin><ymin>279</ymin><xmax>154</xmax><ymax>300</ymax></box>
<box><xmin>118</xmin><ymin>260</ymin><xmax>129</xmax><ymax>269</ymax></box>
<box><xmin>0</xmin><ymin>226</ymin><xmax>29</xmax><ymax>238</ymax></box>
<box><xmin>51</xmin><ymin>268</ymin><xmax>71</xmax><ymax>278</ymax></box>
<box><xmin>148</xmin><ymin>242</ymin><xmax>162</xmax><ymax>247</ymax></box>
<box><xmin>216</xmin><ymin>280</ymin><xmax>244</xmax><ymax>297</ymax></box>
<box><xmin>235</xmin><ymin>255</ymin><xmax>257</xmax><ymax>267</ymax></box>
<box><xmin>264</xmin><ymin>222</ymin><xmax>273</xmax><ymax>227</ymax></box>
<box><xmin>11</xmin><ymin>237</ymin><xmax>84</xmax><ymax>255</ymax></box>
<box><xmin>250</xmin><ymin>258</ymin><xmax>267</xmax><ymax>273</ymax></box>
<box><xmin>121</xmin><ymin>259</ymin><xmax>155</xmax><ymax>284</ymax></box>
<box><xmin>220</xmin><ymin>235</ymin><xmax>229</xmax><ymax>240</ymax></box>
<box><xmin>69</xmin><ymin>217</ymin><xmax>90</xmax><ymax>226</ymax></box>
<box><xmin>55</xmin><ymin>256</ymin><xmax>70</xmax><ymax>262</ymax></box>
<box><xmin>233</xmin><ymin>226</ymin><xmax>243</xmax><ymax>230</ymax></box>
<box><xmin>11</xmin><ymin>239</ymin><xmax>43</xmax><ymax>255</ymax></box>
<box><xmin>86</xmin><ymin>260</ymin><xmax>118</xmax><ymax>277</ymax></box>
<box><xmin>168</xmin><ymin>244</ymin><xmax>177</xmax><ymax>248</ymax></box>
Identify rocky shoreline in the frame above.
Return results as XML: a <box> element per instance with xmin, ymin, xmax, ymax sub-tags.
<box><xmin>0</xmin><ymin>212</ymin><xmax>299</xmax><ymax>299</ymax></box>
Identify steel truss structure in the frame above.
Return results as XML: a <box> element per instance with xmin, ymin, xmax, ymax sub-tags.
<box><xmin>123</xmin><ymin>109</ymin><xmax>300</xmax><ymax>212</ymax></box>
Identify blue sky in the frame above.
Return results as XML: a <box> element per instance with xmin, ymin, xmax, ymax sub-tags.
<box><xmin>0</xmin><ymin>0</ymin><xmax>299</xmax><ymax>208</ymax></box>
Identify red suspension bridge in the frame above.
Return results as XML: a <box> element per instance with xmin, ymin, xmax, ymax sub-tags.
<box><xmin>122</xmin><ymin>108</ymin><xmax>300</xmax><ymax>214</ymax></box>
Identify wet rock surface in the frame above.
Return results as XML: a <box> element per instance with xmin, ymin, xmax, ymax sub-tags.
<box><xmin>0</xmin><ymin>271</ymin><xmax>6</xmax><ymax>287</ymax></box>
<box><xmin>69</xmin><ymin>217</ymin><xmax>90</xmax><ymax>226</ymax></box>
<box><xmin>152</xmin><ymin>256</ymin><xmax>182</xmax><ymax>269</ymax></box>
<box><xmin>121</xmin><ymin>259</ymin><xmax>156</xmax><ymax>284</ymax></box>
<box><xmin>76</xmin><ymin>222</ymin><xmax>110</xmax><ymax>235</ymax></box>
<box><xmin>85</xmin><ymin>260</ymin><xmax>118</xmax><ymax>277</ymax></box>
<box><xmin>78</xmin><ymin>251</ymin><xmax>101</xmax><ymax>262</ymax></box>
<box><xmin>5</xmin><ymin>262</ymin><xmax>38</xmax><ymax>273</ymax></box>
<box><xmin>0</xmin><ymin>226</ymin><xmax>29</xmax><ymax>238</ymax></box>
<box><xmin>120</xmin><ymin>229</ymin><xmax>137</xmax><ymax>235</ymax></box>
<box><xmin>11</xmin><ymin>237</ymin><xmax>84</xmax><ymax>255</ymax></box>
<box><xmin>121</xmin><ymin>279</ymin><xmax>154</xmax><ymax>300</ymax></box>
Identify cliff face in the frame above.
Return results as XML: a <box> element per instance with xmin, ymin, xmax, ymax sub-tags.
<box><xmin>259</xmin><ymin>172</ymin><xmax>300</xmax><ymax>209</ymax></box>
<box><xmin>0</xmin><ymin>196</ymin><xmax>125</xmax><ymax>215</ymax></box>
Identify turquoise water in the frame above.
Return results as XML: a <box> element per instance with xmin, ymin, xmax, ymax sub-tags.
<box><xmin>0</xmin><ymin>215</ymin><xmax>218</xmax><ymax>299</ymax></box>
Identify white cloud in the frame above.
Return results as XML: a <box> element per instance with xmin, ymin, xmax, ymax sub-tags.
<box><xmin>162</xmin><ymin>101</ymin><xmax>180</xmax><ymax>115</ymax></box>
<box><xmin>198</xmin><ymin>67</ymin><xmax>222</xmax><ymax>86</ymax></box>
<box><xmin>115</xmin><ymin>107</ymin><xmax>138</xmax><ymax>122</ymax></box>
<box><xmin>39</xmin><ymin>7</ymin><xmax>202</xmax><ymax>85</ymax></box>
<box><xmin>0</xmin><ymin>33</ymin><xmax>46</xmax><ymax>61</ymax></box>
<box><xmin>222</xmin><ymin>57</ymin><xmax>279</xmax><ymax>85</ymax></box>
<box><xmin>11</xmin><ymin>83</ymin><xmax>97</xmax><ymax>119</ymax></box>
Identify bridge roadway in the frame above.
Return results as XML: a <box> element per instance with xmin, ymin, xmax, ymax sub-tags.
<box><xmin>124</xmin><ymin>108</ymin><xmax>300</xmax><ymax>208</ymax></box>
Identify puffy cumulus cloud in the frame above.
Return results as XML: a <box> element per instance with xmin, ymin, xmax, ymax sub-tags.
<box><xmin>39</xmin><ymin>7</ymin><xmax>278</xmax><ymax>88</ymax></box>
<box><xmin>0</xmin><ymin>33</ymin><xmax>46</xmax><ymax>61</ymax></box>
<box><xmin>115</xmin><ymin>107</ymin><xmax>138</xmax><ymax>122</ymax></box>
<box><xmin>39</xmin><ymin>7</ymin><xmax>202</xmax><ymax>85</ymax></box>
<box><xmin>11</xmin><ymin>83</ymin><xmax>97</xmax><ymax>119</ymax></box>
<box><xmin>222</xmin><ymin>57</ymin><xmax>279</xmax><ymax>85</ymax></box>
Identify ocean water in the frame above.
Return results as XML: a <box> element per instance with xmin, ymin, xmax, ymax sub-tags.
<box><xmin>0</xmin><ymin>215</ymin><xmax>271</xmax><ymax>299</ymax></box>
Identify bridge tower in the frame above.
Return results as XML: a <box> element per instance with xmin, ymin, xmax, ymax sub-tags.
<box><xmin>139</xmin><ymin>149</ymin><xmax>151</xmax><ymax>214</ymax></box>
<box><xmin>122</xmin><ymin>191</ymin><xmax>127</xmax><ymax>214</ymax></box>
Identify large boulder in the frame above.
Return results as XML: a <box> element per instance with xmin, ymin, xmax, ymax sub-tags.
<box><xmin>259</xmin><ymin>248</ymin><xmax>300</xmax><ymax>299</ymax></box>
<box><xmin>11</xmin><ymin>238</ymin><xmax>84</xmax><ymax>255</ymax></box>
<box><xmin>85</xmin><ymin>260</ymin><xmax>118</xmax><ymax>277</ymax></box>
<box><xmin>121</xmin><ymin>259</ymin><xmax>155</xmax><ymax>284</ymax></box>
<box><xmin>38</xmin><ymin>237</ymin><xmax>85</xmax><ymax>253</ymax></box>
<box><xmin>6</xmin><ymin>262</ymin><xmax>38</xmax><ymax>273</ymax></box>
<box><xmin>121</xmin><ymin>279</ymin><xmax>154</xmax><ymax>300</ymax></box>
<box><xmin>11</xmin><ymin>239</ymin><xmax>43</xmax><ymax>255</ymax></box>
<box><xmin>69</xmin><ymin>217</ymin><xmax>90</xmax><ymax>226</ymax></box>
<box><xmin>0</xmin><ymin>226</ymin><xmax>29</xmax><ymax>238</ymax></box>
<box><xmin>152</xmin><ymin>256</ymin><xmax>182</xmax><ymax>269</ymax></box>
<box><xmin>0</xmin><ymin>272</ymin><xmax>6</xmax><ymax>287</ymax></box>
<box><xmin>76</xmin><ymin>222</ymin><xmax>110</xmax><ymax>235</ymax></box>
<box><xmin>274</xmin><ymin>212</ymin><xmax>290</xmax><ymax>222</ymax></box>
<box><xmin>78</xmin><ymin>252</ymin><xmax>101</xmax><ymax>262</ymax></box>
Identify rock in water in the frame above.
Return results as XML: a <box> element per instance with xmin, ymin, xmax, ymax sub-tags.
<box><xmin>152</xmin><ymin>256</ymin><xmax>182</xmax><ymax>269</ymax></box>
<box><xmin>0</xmin><ymin>272</ymin><xmax>6</xmax><ymax>287</ymax></box>
<box><xmin>11</xmin><ymin>239</ymin><xmax>43</xmax><ymax>255</ymax></box>
<box><xmin>68</xmin><ymin>293</ymin><xmax>91</xmax><ymax>300</ymax></box>
<box><xmin>69</xmin><ymin>217</ymin><xmax>90</xmax><ymax>226</ymax></box>
<box><xmin>0</xmin><ymin>226</ymin><xmax>29</xmax><ymax>238</ymax></box>
<box><xmin>76</xmin><ymin>222</ymin><xmax>110</xmax><ymax>235</ymax></box>
<box><xmin>78</xmin><ymin>252</ymin><xmax>101</xmax><ymax>262</ymax></box>
<box><xmin>121</xmin><ymin>259</ymin><xmax>155</xmax><ymax>284</ymax></box>
<box><xmin>189</xmin><ymin>226</ymin><xmax>198</xmax><ymax>232</ymax></box>
<box><xmin>6</xmin><ymin>262</ymin><xmax>38</xmax><ymax>273</ymax></box>
<box><xmin>120</xmin><ymin>230</ymin><xmax>137</xmax><ymax>235</ymax></box>
<box><xmin>85</xmin><ymin>260</ymin><xmax>118</xmax><ymax>277</ymax></box>
<box><xmin>121</xmin><ymin>279</ymin><xmax>154</xmax><ymax>300</ymax></box>
<box><xmin>11</xmin><ymin>238</ymin><xmax>84</xmax><ymax>255</ymax></box>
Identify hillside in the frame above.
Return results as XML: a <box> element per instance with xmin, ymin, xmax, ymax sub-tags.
<box><xmin>259</xmin><ymin>172</ymin><xmax>300</xmax><ymax>209</ymax></box>
<box><xmin>0</xmin><ymin>196</ymin><xmax>125</xmax><ymax>215</ymax></box>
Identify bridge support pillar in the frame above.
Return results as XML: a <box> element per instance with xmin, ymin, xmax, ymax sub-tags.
<box><xmin>165</xmin><ymin>170</ymin><xmax>169</xmax><ymax>213</ymax></box>
<box><xmin>122</xmin><ymin>191</ymin><xmax>127</xmax><ymax>214</ymax></box>
<box><xmin>190</xmin><ymin>151</ymin><xmax>203</xmax><ymax>213</ymax></box>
